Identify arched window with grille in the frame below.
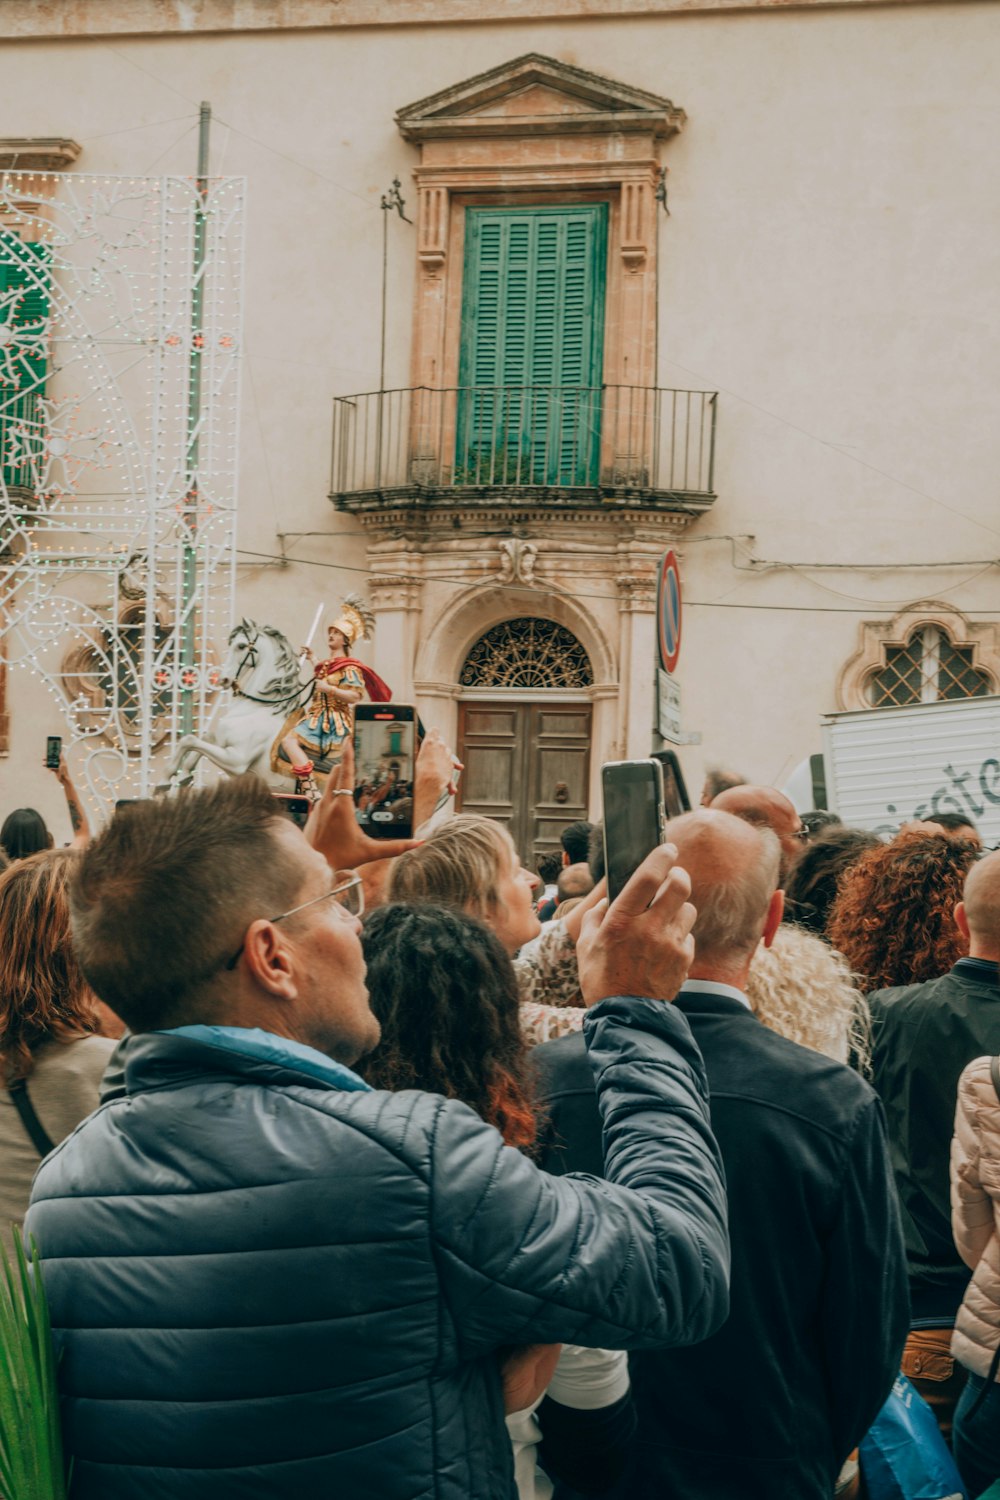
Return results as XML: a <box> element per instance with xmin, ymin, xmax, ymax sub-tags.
<box><xmin>838</xmin><ymin>607</ymin><xmax>1000</xmax><ymax>712</ymax></box>
<box><xmin>865</xmin><ymin>624</ymin><xmax>994</xmax><ymax>707</ymax></box>
<box><xmin>460</xmin><ymin>617</ymin><xmax>593</xmax><ymax>690</ymax></box>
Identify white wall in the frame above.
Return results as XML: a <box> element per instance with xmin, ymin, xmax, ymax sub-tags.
<box><xmin>2</xmin><ymin>2</ymin><xmax>999</xmax><ymax>824</ymax></box>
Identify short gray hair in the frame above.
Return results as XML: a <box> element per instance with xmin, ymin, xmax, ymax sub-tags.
<box><xmin>691</xmin><ymin>826</ymin><xmax>781</xmax><ymax>961</ymax></box>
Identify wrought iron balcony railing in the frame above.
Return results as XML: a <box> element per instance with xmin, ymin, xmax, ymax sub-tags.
<box><xmin>330</xmin><ymin>385</ymin><xmax>717</xmax><ymax>503</ymax></box>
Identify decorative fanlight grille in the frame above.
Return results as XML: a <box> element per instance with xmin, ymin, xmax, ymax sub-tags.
<box><xmin>460</xmin><ymin>617</ymin><xmax>593</xmax><ymax>689</ymax></box>
<box><xmin>867</xmin><ymin>625</ymin><xmax>993</xmax><ymax>707</ymax></box>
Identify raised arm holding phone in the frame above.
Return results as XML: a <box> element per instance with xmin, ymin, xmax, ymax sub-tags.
<box><xmin>26</xmin><ymin>775</ymin><xmax>729</xmax><ymax>1500</ymax></box>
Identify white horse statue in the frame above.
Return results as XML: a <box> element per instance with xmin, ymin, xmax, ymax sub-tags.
<box><xmin>160</xmin><ymin>619</ymin><xmax>309</xmax><ymax>792</ymax></box>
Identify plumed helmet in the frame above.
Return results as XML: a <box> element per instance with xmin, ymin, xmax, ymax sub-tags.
<box><xmin>330</xmin><ymin>593</ymin><xmax>375</xmax><ymax>649</ymax></box>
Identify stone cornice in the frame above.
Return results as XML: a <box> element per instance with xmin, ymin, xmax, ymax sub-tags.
<box><xmin>335</xmin><ymin>498</ymin><xmax>704</xmax><ymax>536</ymax></box>
<box><xmin>0</xmin><ymin>140</ymin><xmax>82</xmax><ymax>172</ymax></box>
<box><xmin>0</xmin><ymin>0</ymin><xmax>984</xmax><ymax>40</ymax></box>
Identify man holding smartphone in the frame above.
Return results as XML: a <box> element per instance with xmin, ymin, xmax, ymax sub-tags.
<box><xmin>533</xmin><ymin>808</ymin><xmax>908</xmax><ymax>1500</ymax></box>
<box><xmin>26</xmin><ymin>779</ymin><xmax>730</xmax><ymax>1500</ymax></box>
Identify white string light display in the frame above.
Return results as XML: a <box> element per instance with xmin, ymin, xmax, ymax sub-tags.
<box><xmin>0</xmin><ymin>170</ymin><xmax>245</xmax><ymax>821</ymax></box>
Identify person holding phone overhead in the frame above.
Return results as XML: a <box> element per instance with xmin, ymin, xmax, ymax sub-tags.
<box><xmin>274</xmin><ymin>594</ymin><xmax>391</xmax><ymax>802</ymax></box>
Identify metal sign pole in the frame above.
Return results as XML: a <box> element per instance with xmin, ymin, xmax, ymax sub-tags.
<box><xmin>180</xmin><ymin>101</ymin><xmax>211</xmax><ymax>738</ymax></box>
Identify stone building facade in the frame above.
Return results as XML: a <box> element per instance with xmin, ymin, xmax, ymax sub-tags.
<box><xmin>1</xmin><ymin>0</ymin><xmax>999</xmax><ymax>853</ymax></box>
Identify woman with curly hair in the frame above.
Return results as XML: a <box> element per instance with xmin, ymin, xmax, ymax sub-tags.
<box><xmin>358</xmin><ymin>902</ymin><xmax>538</xmax><ymax>1150</ymax></box>
<box><xmin>0</xmin><ymin>849</ymin><xmax>117</xmax><ymax>1257</ymax></box>
<box><xmin>745</xmin><ymin>923</ymin><xmax>872</xmax><ymax>1074</ymax></box>
<box><xmin>826</xmin><ymin>827</ymin><xmax>978</xmax><ymax>992</ymax></box>
<box><xmin>783</xmin><ymin>826</ymin><xmax>881</xmax><ymax>939</ymax></box>
<box><xmin>358</xmin><ymin>901</ymin><xmax>634</xmax><ymax>1499</ymax></box>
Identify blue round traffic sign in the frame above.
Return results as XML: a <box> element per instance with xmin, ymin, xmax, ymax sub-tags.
<box><xmin>657</xmin><ymin>550</ymin><xmax>682</xmax><ymax>674</ymax></box>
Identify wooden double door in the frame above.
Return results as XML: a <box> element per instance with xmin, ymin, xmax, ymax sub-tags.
<box><xmin>457</xmin><ymin>700</ymin><xmax>592</xmax><ymax>867</ymax></box>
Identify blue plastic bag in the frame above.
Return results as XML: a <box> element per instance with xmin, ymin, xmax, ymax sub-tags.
<box><xmin>860</xmin><ymin>1374</ymin><xmax>968</xmax><ymax>1500</ymax></box>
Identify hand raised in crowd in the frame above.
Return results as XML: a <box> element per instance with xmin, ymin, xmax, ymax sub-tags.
<box><xmin>304</xmin><ymin>737</ymin><xmax>419</xmax><ymax>870</ymax></box>
<box><xmin>576</xmin><ymin>844</ymin><xmax>695</xmax><ymax>1007</ymax></box>
<box><xmin>412</xmin><ymin>727</ymin><xmax>463</xmax><ymax>833</ymax></box>
<box><xmin>500</xmin><ymin>1342</ymin><xmax>563</xmax><ymax>1416</ymax></box>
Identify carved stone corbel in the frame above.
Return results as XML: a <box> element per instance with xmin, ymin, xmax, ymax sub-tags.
<box><xmin>620</xmin><ymin>180</ymin><xmax>650</xmax><ymax>273</ymax></box>
<box><xmin>417</xmin><ymin>186</ymin><xmax>447</xmax><ymax>273</ymax></box>
<box><xmin>497</xmin><ymin>537</ymin><xmax>537</xmax><ymax>584</ymax></box>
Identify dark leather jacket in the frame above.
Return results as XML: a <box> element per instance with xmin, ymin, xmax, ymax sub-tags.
<box><xmin>533</xmin><ymin>990</ymin><xmax>909</xmax><ymax>1500</ymax></box>
<box><xmin>870</xmin><ymin>957</ymin><xmax>1000</xmax><ymax>1321</ymax></box>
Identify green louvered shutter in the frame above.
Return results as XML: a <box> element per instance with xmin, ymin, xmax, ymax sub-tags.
<box><xmin>0</xmin><ymin>236</ymin><xmax>50</xmax><ymax>491</ymax></box>
<box><xmin>457</xmin><ymin>205</ymin><xmax>606</xmax><ymax>486</ymax></box>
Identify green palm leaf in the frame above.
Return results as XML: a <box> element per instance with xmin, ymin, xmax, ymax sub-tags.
<box><xmin>0</xmin><ymin>1227</ymin><xmax>69</xmax><ymax>1500</ymax></box>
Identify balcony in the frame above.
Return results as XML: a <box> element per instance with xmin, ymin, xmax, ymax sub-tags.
<box><xmin>329</xmin><ymin>385</ymin><xmax>717</xmax><ymax>514</ymax></box>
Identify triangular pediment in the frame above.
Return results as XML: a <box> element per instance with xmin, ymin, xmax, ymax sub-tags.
<box><xmin>396</xmin><ymin>55</ymin><xmax>685</xmax><ymax>142</ymax></box>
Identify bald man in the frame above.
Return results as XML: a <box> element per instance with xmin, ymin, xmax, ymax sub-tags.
<box><xmin>709</xmin><ymin>783</ymin><xmax>806</xmax><ymax>882</ymax></box>
<box><xmin>869</xmin><ymin>849</ymin><xmax>1000</xmax><ymax>1440</ymax></box>
<box><xmin>533</xmin><ymin>810</ymin><xmax>907</xmax><ymax>1500</ymax></box>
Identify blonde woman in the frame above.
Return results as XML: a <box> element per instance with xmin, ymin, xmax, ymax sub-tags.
<box><xmin>745</xmin><ymin>924</ymin><xmax>871</xmax><ymax>1073</ymax></box>
<box><xmin>388</xmin><ymin>815</ymin><xmax>600</xmax><ymax>1045</ymax></box>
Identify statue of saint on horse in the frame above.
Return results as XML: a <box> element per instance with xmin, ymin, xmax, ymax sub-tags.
<box><xmin>159</xmin><ymin>595</ymin><xmax>388</xmax><ymax>798</ymax></box>
<box><xmin>271</xmin><ymin>594</ymin><xmax>389</xmax><ymax>800</ymax></box>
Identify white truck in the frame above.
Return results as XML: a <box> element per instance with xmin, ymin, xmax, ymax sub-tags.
<box><xmin>821</xmin><ymin>696</ymin><xmax>1000</xmax><ymax>843</ymax></box>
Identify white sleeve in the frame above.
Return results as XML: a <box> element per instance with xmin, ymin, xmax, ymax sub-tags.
<box><xmin>545</xmin><ymin>1344</ymin><xmax>631</xmax><ymax>1410</ymax></box>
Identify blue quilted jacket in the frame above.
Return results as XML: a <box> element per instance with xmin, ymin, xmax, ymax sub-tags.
<box><xmin>26</xmin><ymin>996</ymin><xmax>729</xmax><ymax>1500</ymax></box>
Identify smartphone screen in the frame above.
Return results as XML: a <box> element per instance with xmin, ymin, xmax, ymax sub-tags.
<box><xmin>651</xmin><ymin>750</ymin><xmax>691</xmax><ymax>819</ymax></box>
<box><xmin>602</xmin><ymin>760</ymin><xmax>665</xmax><ymax>903</ymax></box>
<box><xmin>45</xmin><ymin>735</ymin><xmax>62</xmax><ymax>770</ymax></box>
<box><xmin>271</xmin><ymin>793</ymin><xmax>312</xmax><ymax>830</ymax></box>
<box><xmin>353</xmin><ymin>705</ymin><xmax>416</xmax><ymax>839</ymax></box>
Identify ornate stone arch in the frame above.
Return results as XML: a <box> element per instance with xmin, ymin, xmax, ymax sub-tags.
<box><xmin>838</xmin><ymin>600</ymin><xmax>1000</xmax><ymax>710</ymax></box>
<box><xmin>414</xmin><ymin>580</ymin><xmax>615</xmax><ymax>696</ymax></box>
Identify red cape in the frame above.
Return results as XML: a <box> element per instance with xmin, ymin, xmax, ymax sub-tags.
<box><xmin>323</xmin><ymin>656</ymin><xmax>393</xmax><ymax>703</ymax></box>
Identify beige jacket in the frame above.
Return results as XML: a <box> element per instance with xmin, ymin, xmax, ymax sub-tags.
<box><xmin>0</xmin><ymin>1034</ymin><xmax>115</xmax><ymax>1262</ymax></box>
<box><xmin>951</xmin><ymin>1055</ymin><xmax>1000</xmax><ymax>1379</ymax></box>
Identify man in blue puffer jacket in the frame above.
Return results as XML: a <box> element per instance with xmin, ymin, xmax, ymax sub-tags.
<box><xmin>26</xmin><ymin>775</ymin><xmax>729</xmax><ymax>1500</ymax></box>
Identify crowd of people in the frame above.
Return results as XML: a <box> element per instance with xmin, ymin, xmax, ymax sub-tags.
<box><xmin>1</xmin><ymin>736</ymin><xmax>999</xmax><ymax>1499</ymax></box>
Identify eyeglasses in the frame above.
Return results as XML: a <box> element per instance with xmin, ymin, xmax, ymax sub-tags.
<box><xmin>222</xmin><ymin>871</ymin><xmax>364</xmax><ymax>972</ymax></box>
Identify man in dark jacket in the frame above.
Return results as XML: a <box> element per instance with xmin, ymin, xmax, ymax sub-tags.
<box><xmin>869</xmin><ymin>846</ymin><xmax>1000</xmax><ymax>1437</ymax></box>
<box><xmin>25</xmin><ymin>775</ymin><xmax>729</xmax><ymax>1500</ymax></box>
<box><xmin>533</xmin><ymin>808</ymin><xmax>909</xmax><ymax>1500</ymax></box>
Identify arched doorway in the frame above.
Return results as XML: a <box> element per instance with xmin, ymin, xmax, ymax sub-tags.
<box><xmin>457</xmin><ymin>617</ymin><xmax>593</xmax><ymax>865</ymax></box>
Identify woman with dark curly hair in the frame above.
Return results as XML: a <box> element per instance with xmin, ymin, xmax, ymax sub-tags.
<box><xmin>826</xmin><ymin>827</ymin><xmax>979</xmax><ymax>992</ymax></box>
<box><xmin>0</xmin><ymin>849</ymin><xmax>117</xmax><ymax>1257</ymax></box>
<box><xmin>358</xmin><ymin>901</ymin><xmax>635</xmax><ymax>1499</ymax></box>
<box><xmin>359</xmin><ymin>902</ymin><xmax>538</xmax><ymax>1150</ymax></box>
<box><xmin>784</xmin><ymin>826</ymin><xmax>881</xmax><ymax>939</ymax></box>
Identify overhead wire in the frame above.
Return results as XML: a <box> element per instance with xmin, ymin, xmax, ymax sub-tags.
<box><xmin>667</xmin><ymin>356</ymin><xmax>1000</xmax><ymax>545</ymax></box>
<box><xmin>103</xmin><ymin>47</ymin><xmax>378</xmax><ymax>209</ymax></box>
<box><xmin>233</xmin><ymin>547</ymin><xmax>1000</xmax><ymax>615</ymax></box>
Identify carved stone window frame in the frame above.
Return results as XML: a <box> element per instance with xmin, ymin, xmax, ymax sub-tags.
<box><xmin>396</xmin><ymin>54</ymin><xmax>685</xmax><ymax>401</ymax></box>
<box><xmin>838</xmin><ymin>601</ymin><xmax>1000</xmax><ymax>710</ymax></box>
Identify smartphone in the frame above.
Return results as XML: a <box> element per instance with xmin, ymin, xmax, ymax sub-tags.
<box><xmin>271</xmin><ymin>793</ymin><xmax>311</xmax><ymax>830</ymax></box>
<box><xmin>45</xmin><ymin>735</ymin><xmax>62</xmax><ymax>770</ymax></box>
<box><xmin>353</xmin><ymin>704</ymin><xmax>416</xmax><ymax>839</ymax></box>
<box><xmin>650</xmin><ymin>750</ymin><xmax>691</xmax><ymax>819</ymax></box>
<box><xmin>602</xmin><ymin>759</ymin><xmax>666</xmax><ymax>903</ymax></box>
